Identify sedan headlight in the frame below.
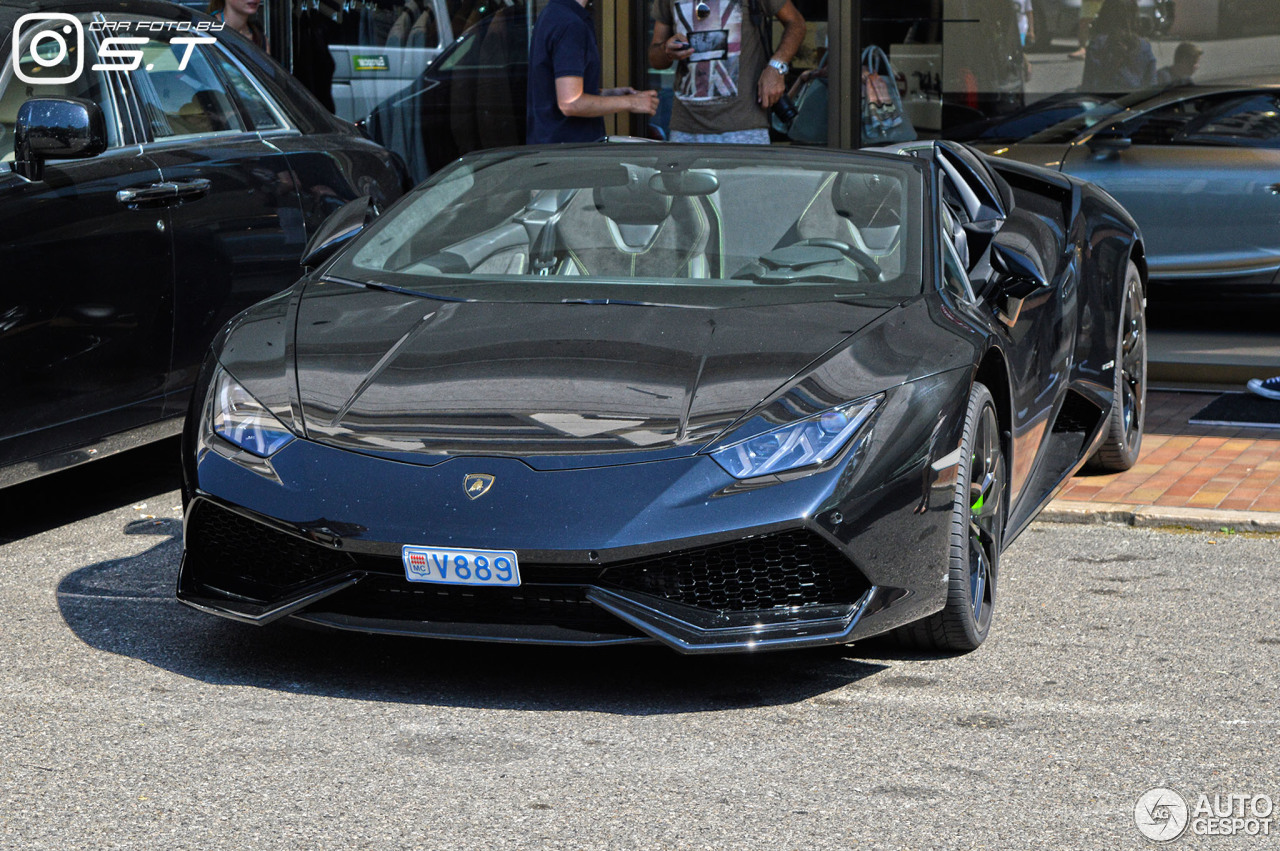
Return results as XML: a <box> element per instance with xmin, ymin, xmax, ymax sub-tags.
<box><xmin>711</xmin><ymin>396</ymin><xmax>881</xmax><ymax>479</ymax></box>
<box><xmin>210</xmin><ymin>368</ymin><xmax>295</xmax><ymax>457</ymax></box>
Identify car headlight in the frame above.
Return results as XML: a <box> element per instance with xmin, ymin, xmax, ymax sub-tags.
<box><xmin>210</xmin><ymin>368</ymin><xmax>295</xmax><ymax>457</ymax></box>
<box><xmin>710</xmin><ymin>396</ymin><xmax>881</xmax><ymax>479</ymax></box>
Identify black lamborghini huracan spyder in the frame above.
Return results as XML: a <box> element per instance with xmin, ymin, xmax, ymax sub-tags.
<box><xmin>178</xmin><ymin>141</ymin><xmax>1146</xmax><ymax>654</ymax></box>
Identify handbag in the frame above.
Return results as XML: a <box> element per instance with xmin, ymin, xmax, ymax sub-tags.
<box><xmin>860</xmin><ymin>45</ymin><xmax>916</xmax><ymax>145</ymax></box>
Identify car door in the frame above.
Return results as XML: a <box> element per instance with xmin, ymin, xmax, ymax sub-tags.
<box><xmin>934</xmin><ymin>146</ymin><xmax>1071</xmax><ymax>516</ymax></box>
<box><xmin>117</xmin><ymin>23</ymin><xmax>310</xmax><ymax>401</ymax></box>
<box><xmin>0</xmin><ymin>15</ymin><xmax>174</xmax><ymax>474</ymax></box>
<box><xmin>1061</xmin><ymin>90</ymin><xmax>1280</xmax><ymax>286</ymax></box>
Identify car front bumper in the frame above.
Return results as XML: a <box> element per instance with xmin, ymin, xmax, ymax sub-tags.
<box><xmin>179</xmin><ymin>377</ymin><xmax>963</xmax><ymax>654</ymax></box>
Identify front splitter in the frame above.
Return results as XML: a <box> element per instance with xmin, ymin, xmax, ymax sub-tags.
<box><xmin>180</xmin><ymin>559</ymin><xmax>883</xmax><ymax>654</ymax></box>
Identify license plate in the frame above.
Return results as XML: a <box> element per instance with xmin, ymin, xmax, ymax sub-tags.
<box><xmin>401</xmin><ymin>545</ymin><xmax>520</xmax><ymax>587</ymax></box>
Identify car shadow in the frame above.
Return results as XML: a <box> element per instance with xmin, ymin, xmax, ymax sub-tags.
<box><xmin>0</xmin><ymin>438</ymin><xmax>182</xmax><ymax>545</ymax></box>
<box><xmin>56</xmin><ymin>518</ymin><xmax>891</xmax><ymax>714</ymax></box>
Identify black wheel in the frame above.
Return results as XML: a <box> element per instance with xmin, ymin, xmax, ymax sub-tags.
<box><xmin>1087</xmin><ymin>261</ymin><xmax>1145</xmax><ymax>472</ymax></box>
<box><xmin>896</xmin><ymin>383</ymin><xmax>1004</xmax><ymax>652</ymax></box>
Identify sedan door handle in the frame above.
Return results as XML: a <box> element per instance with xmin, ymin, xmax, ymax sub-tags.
<box><xmin>171</xmin><ymin>178</ymin><xmax>211</xmax><ymax>200</ymax></box>
<box><xmin>116</xmin><ymin>183</ymin><xmax>179</xmax><ymax>205</ymax></box>
<box><xmin>116</xmin><ymin>178</ymin><xmax>211</xmax><ymax>207</ymax></box>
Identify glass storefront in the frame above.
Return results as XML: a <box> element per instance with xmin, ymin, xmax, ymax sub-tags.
<box><xmin>262</xmin><ymin>0</ymin><xmax>1280</xmax><ymax>160</ymax></box>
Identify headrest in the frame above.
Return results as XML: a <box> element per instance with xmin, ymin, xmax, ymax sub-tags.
<box><xmin>593</xmin><ymin>167</ymin><xmax>671</xmax><ymax>226</ymax></box>
<box><xmin>833</xmin><ymin>172</ymin><xmax>901</xmax><ymax>226</ymax></box>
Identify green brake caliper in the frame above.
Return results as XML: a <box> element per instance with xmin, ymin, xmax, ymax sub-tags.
<box><xmin>970</xmin><ymin>452</ymin><xmax>983</xmax><ymax>513</ymax></box>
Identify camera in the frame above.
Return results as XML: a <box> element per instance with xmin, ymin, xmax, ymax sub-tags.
<box><xmin>772</xmin><ymin>94</ymin><xmax>798</xmax><ymax>124</ymax></box>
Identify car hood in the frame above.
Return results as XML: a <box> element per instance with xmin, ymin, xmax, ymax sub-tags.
<box><xmin>285</xmin><ymin>280</ymin><xmax>904</xmax><ymax>470</ymax></box>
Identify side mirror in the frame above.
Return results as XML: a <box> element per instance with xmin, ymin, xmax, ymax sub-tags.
<box><xmin>990</xmin><ymin>241</ymin><xmax>1048</xmax><ymax>327</ymax></box>
<box><xmin>962</xmin><ymin>218</ymin><xmax>1002</xmax><ymax>271</ymax></box>
<box><xmin>13</xmin><ymin>97</ymin><xmax>107</xmax><ymax>182</ymax></box>
<box><xmin>300</xmin><ymin>195</ymin><xmax>377</xmax><ymax>268</ymax></box>
<box><xmin>1086</xmin><ymin>129</ymin><xmax>1132</xmax><ymax>155</ymax></box>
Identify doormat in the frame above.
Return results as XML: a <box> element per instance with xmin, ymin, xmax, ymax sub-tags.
<box><xmin>1189</xmin><ymin>392</ymin><xmax>1280</xmax><ymax>429</ymax></box>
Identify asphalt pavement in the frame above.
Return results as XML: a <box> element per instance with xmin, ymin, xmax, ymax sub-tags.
<box><xmin>1</xmin><ymin>444</ymin><xmax>1278</xmax><ymax>849</ymax></box>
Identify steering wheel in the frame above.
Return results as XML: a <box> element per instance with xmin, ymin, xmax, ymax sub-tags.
<box><xmin>792</xmin><ymin>238</ymin><xmax>883</xmax><ymax>281</ymax></box>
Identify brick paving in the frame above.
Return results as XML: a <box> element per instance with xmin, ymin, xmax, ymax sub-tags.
<box><xmin>1057</xmin><ymin>391</ymin><xmax>1280</xmax><ymax>514</ymax></box>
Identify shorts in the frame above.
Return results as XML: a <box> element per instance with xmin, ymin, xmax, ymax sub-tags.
<box><xmin>668</xmin><ymin>128</ymin><xmax>771</xmax><ymax>144</ymax></box>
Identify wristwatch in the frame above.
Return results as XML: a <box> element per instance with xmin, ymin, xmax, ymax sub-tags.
<box><xmin>768</xmin><ymin>58</ymin><xmax>790</xmax><ymax>75</ymax></box>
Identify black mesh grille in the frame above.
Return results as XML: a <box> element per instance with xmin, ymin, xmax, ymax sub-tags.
<box><xmin>600</xmin><ymin>530</ymin><xmax>867</xmax><ymax>612</ymax></box>
<box><xmin>185</xmin><ymin>501</ymin><xmax>358</xmax><ymax>598</ymax></box>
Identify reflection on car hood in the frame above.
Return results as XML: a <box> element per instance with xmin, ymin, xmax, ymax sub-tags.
<box><xmin>978</xmin><ymin>142</ymin><xmax>1071</xmax><ymax>172</ymax></box>
<box><xmin>292</xmin><ymin>280</ymin><xmax>898</xmax><ymax>469</ymax></box>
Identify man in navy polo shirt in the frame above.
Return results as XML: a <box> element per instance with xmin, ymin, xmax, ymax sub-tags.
<box><xmin>527</xmin><ymin>0</ymin><xmax>658</xmax><ymax>144</ymax></box>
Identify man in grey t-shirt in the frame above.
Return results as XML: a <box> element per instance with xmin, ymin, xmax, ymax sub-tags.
<box><xmin>648</xmin><ymin>0</ymin><xmax>805</xmax><ymax>144</ymax></box>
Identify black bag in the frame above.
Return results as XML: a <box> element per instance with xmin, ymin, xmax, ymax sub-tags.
<box><xmin>771</xmin><ymin>54</ymin><xmax>828</xmax><ymax>144</ymax></box>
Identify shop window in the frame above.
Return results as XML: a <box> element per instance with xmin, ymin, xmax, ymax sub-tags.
<box><xmin>436</xmin><ymin>4</ymin><xmax>528</xmax><ymax>73</ymax></box>
<box><xmin>329</xmin><ymin>0</ymin><xmax>445</xmax><ymax>51</ymax></box>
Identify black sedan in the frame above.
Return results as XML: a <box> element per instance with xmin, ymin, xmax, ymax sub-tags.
<box><xmin>179</xmin><ymin>141</ymin><xmax>1147</xmax><ymax>654</ymax></box>
<box><xmin>0</xmin><ymin>0</ymin><xmax>409</xmax><ymax>488</ymax></box>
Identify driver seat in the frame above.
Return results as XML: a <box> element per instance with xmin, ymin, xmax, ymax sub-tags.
<box><xmin>794</xmin><ymin>172</ymin><xmax>903</xmax><ymax>277</ymax></box>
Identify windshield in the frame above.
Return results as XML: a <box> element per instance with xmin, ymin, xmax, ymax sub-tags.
<box><xmin>332</xmin><ymin>146</ymin><xmax>924</xmax><ymax>305</ymax></box>
<box><xmin>1022</xmin><ymin>89</ymin><xmax>1162</xmax><ymax>144</ymax></box>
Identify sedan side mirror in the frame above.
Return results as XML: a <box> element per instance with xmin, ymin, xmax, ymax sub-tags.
<box><xmin>13</xmin><ymin>97</ymin><xmax>107</xmax><ymax>182</ymax></box>
<box><xmin>1086</xmin><ymin>129</ymin><xmax>1132</xmax><ymax>155</ymax></box>
<box><xmin>301</xmin><ymin>195</ymin><xmax>377</xmax><ymax>269</ymax></box>
<box><xmin>991</xmin><ymin>241</ymin><xmax>1049</xmax><ymax>327</ymax></box>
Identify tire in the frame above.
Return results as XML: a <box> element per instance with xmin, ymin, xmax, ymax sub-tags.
<box><xmin>895</xmin><ymin>382</ymin><xmax>1004</xmax><ymax>652</ymax></box>
<box><xmin>1087</xmin><ymin>261</ymin><xmax>1145</xmax><ymax>473</ymax></box>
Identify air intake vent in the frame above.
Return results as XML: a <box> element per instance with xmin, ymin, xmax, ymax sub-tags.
<box><xmin>601</xmin><ymin>529</ymin><xmax>868</xmax><ymax>612</ymax></box>
<box><xmin>185</xmin><ymin>501</ymin><xmax>357</xmax><ymax>599</ymax></box>
<box><xmin>1053</xmin><ymin>390</ymin><xmax>1103</xmax><ymax>434</ymax></box>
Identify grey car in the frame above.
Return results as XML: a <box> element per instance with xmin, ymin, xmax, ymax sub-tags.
<box><xmin>983</xmin><ymin>77</ymin><xmax>1280</xmax><ymax>300</ymax></box>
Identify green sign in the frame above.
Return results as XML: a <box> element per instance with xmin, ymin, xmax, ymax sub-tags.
<box><xmin>352</xmin><ymin>55</ymin><xmax>390</xmax><ymax>72</ymax></box>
